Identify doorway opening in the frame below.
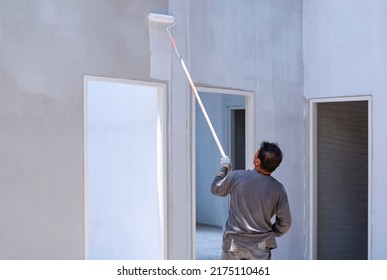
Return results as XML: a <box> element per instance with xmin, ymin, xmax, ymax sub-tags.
<box><xmin>230</xmin><ymin>108</ymin><xmax>246</xmax><ymax>171</ymax></box>
<box><xmin>193</xmin><ymin>88</ymin><xmax>253</xmax><ymax>259</ymax></box>
<box><xmin>309</xmin><ymin>97</ymin><xmax>371</xmax><ymax>260</ymax></box>
<box><xmin>84</xmin><ymin>76</ymin><xmax>167</xmax><ymax>260</ymax></box>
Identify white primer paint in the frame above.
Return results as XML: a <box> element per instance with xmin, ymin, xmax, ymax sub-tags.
<box><xmin>148</xmin><ymin>18</ymin><xmax>172</xmax><ymax>80</ymax></box>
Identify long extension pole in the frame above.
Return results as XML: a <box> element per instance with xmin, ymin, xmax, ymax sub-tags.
<box><xmin>167</xmin><ymin>26</ymin><xmax>227</xmax><ymax>158</ymax></box>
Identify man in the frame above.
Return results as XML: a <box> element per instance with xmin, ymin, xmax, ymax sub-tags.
<box><xmin>211</xmin><ymin>141</ymin><xmax>291</xmax><ymax>260</ymax></box>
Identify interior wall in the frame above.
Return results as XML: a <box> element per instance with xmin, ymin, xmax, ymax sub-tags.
<box><xmin>168</xmin><ymin>0</ymin><xmax>193</xmax><ymax>260</ymax></box>
<box><xmin>189</xmin><ymin>0</ymin><xmax>305</xmax><ymax>259</ymax></box>
<box><xmin>0</xmin><ymin>0</ymin><xmax>306</xmax><ymax>260</ymax></box>
<box><xmin>304</xmin><ymin>0</ymin><xmax>387</xmax><ymax>259</ymax></box>
<box><xmin>0</xmin><ymin>0</ymin><xmax>168</xmax><ymax>259</ymax></box>
<box><xmin>253</xmin><ymin>0</ymin><xmax>305</xmax><ymax>259</ymax></box>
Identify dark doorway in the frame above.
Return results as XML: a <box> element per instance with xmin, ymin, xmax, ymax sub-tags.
<box><xmin>317</xmin><ymin>101</ymin><xmax>368</xmax><ymax>260</ymax></box>
<box><xmin>230</xmin><ymin>108</ymin><xmax>246</xmax><ymax>170</ymax></box>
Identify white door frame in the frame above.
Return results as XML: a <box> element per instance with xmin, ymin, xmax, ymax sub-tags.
<box><xmin>308</xmin><ymin>95</ymin><xmax>372</xmax><ymax>260</ymax></box>
<box><xmin>191</xmin><ymin>87</ymin><xmax>254</xmax><ymax>259</ymax></box>
<box><xmin>83</xmin><ymin>75</ymin><xmax>168</xmax><ymax>259</ymax></box>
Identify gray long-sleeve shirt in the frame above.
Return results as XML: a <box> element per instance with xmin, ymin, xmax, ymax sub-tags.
<box><xmin>211</xmin><ymin>168</ymin><xmax>291</xmax><ymax>250</ymax></box>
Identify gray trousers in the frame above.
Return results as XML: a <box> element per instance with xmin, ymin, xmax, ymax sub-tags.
<box><xmin>221</xmin><ymin>234</ymin><xmax>272</xmax><ymax>260</ymax></box>
<box><xmin>222</xmin><ymin>246</ymin><xmax>272</xmax><ymax>260</ymax></box>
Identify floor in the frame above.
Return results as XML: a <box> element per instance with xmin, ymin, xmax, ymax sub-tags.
<box><xmin>195</xmin><ymin>224</ymin><xmax>223</xmax><ymax>260</ymax></box>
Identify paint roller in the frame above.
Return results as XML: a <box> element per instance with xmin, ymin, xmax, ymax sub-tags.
<box><xmin>148</xmin><ymin>13</ymin><xmax>227</xmax><ymax>158</ymax></box>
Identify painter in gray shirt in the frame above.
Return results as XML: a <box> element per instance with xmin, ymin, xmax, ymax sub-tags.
<box><xmin>211</xmin><ymin>141</ymin><xmax>291</xmax><ymax>260</ymax></box>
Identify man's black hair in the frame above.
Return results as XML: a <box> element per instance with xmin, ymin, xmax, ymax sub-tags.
<box><xmin>257</xmin><ymin>141</ymin><xmax>283</xmax><ymax>173</ymax></box>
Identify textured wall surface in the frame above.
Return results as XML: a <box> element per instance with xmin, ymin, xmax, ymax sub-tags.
<box><xmin>0</xmin><ymin>0</ymin><xmax>305</xmax><ymax>259</ymax></box>
<box><xmin>0</xmin><ymin>0</ymin><xmax>168</xmax><ymax>259</ymax></box>
<box><xmin>188</xmin><ymin>0</ymin><xmax>305</xmax><ymax>259</ymax></box>
<box><xmin>304</xmin><ymin>0</ymin><xmax>387</xmax><ymax>259</ymax></box>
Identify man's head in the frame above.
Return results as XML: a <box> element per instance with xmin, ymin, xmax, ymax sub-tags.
<box><xmin>254</xmin><ymin>141</ymin><xmax>282</xmax><ymax>173</ymax></box>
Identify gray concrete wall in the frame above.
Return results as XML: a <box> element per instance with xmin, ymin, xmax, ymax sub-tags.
<box><xmin>254</xmin><ymin>1</ymin><xmax>304</xmax><ymax>259</ymax></box>
<box><xmin>168</xmin><ymin>0</ymin><xmax>193</xmax><ymax>260</ymax></box>
<box><xmin>304</xmin><ymin>0</ymin><xmax>387</xmax><ymax>259</ymax></box>
<box><xmin>188</xmin><ymin>0</ymin><xmax>305</xmax><ymax>259</ymax></box>
<box><xmin>0</xmin><ymin>0</ymin><xmax>169</xmax><ymax>259</ymax></box>
<box><xmin>0</xmin><ymin>0</ymin><xmax>305</xmax><ymax>260</ymax></box>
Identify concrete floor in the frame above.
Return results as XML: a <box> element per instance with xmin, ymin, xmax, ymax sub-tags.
<box><xmin>195</xmin><ymin>224</ymin><xmax>223</xmax><ymax>260</ymax></box>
